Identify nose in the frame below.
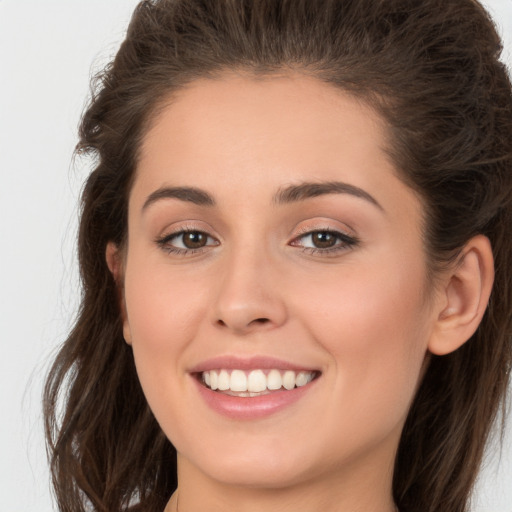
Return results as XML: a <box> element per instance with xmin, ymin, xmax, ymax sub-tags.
<box><xmin>211</xmin><ymin>247</ymin><xmax>288</xmax><ymax>335</ymax></box>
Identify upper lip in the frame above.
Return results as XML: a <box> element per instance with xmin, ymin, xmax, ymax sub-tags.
<box><xmin>189</xmin><ymin>355</ymin><xmax>320</xmax><ymax>374</ymax></box>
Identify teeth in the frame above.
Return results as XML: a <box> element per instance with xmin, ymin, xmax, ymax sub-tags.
<box><xmin>247</xmin><ymin>369</ymin><xmax>267</xmax><ymax>392</ymax></box>
<box><xmin>201</xmin><ymin>369</ymin><xmax>315</xmax><ymax>393</ymax></box>
<box><xmin>230</xmin><ymin>370</ymin><xmax>247</xmax><ymax>392</ymax></box>
<box><xmin>282</xmin><ymin>370</ymin><xmax>295</xmax><ymax>390</ymax></box>
<box><xmin>218</xmin><ymin>370</ymin><xmax>230</xmax><ymax>391</ymax></box>
<box><xmin>267</xmin><ymin>369</ymin><xmax>282</xmax><ymax>390</ymax></box>
<box><xmin>296</xmin><ymin>371</ymin><xmax>311</xmax><ymax>387</ymax></box>
<box><xmin>210</xmin><ymin>370</ymin><xmax>218</xmax><ymax>390</ymax></box>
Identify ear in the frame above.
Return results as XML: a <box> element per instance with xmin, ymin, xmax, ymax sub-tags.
<box><xmin>428</xmin><ymin>235</ymin><xmax>494</xmax><ymax>356</ymax></box>
<box><xmin>106</xmin><ymin>242</ymin><xmax>132</xmax><ymax>345</ymax></box>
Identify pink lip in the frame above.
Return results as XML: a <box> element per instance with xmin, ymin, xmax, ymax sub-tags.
<box><xmin>189</xmin><ymin>355</ymin><xmax>318</xmax><ymax>373</ymax></box>
<box><xmin>189</xmin><ymin>355</ymin><xmax>320</xmax><ymax>420</ymax></box>
<box><xmin>192</xmin><ymin>376</ymin><xmax>318</xmax><ymax>420</ymax></box>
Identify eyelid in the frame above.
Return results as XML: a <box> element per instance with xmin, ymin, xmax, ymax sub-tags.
<box><xmin>290</xmin><ymin>228</ymin><xmax>357</xmax><ymax>245</ymax></box>
<box><xmin>289</xmin><ymin>223</ymin><xmax>360</xmax><ymax>255</ymax></box>
<box><xmin>155</xmin><ymin>220</ymin><xmax>219</xmax><ymax>241</ymax></box>
<box><xmin>153</xmin><ymin>220</ymin><xmax>359</xmax><ymax>257</ymax></box>
<box><xmin>291</xmin><ymin>219</ymin><xmax>357</xmax><ymax>241</ymax></box>
<box><xmin>159</xmin><ymin>230</ymin><xmax>218</xmax><ymax>246</ymax></box>
<box><xmin>154</xmin><ymin>222</ymin><xmax>220</xmax><ymax>256</ymax></box>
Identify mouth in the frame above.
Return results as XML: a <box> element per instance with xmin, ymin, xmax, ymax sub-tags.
<box><xmin>191</xmin><ymin>358</ymin><xmax>321</xmax><ymax>419</ymax></box>
<box><xmin>197</xmin><ymin>369</ymin><xmax>320</xmax><ymax>397</ymax></box>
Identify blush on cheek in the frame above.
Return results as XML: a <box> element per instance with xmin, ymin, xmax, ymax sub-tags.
<box><xmin>306</xmin><ymin>263</ymin><xmax>430</xmax><ymax>405</ymax></box>
<box><xmin>124</xmin><ymin>260</ymin><xmax>195</xmax><ymax>344</ymax></box>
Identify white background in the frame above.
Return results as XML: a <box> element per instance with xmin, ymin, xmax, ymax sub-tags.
<box><xmin>0</xmin><ymin>1</ymin><xmax>511</xmax><ymax>510</ymax></box>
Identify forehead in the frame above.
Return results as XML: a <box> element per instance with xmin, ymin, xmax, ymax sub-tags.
<box><xmin>133</xmin><ymin>73</ymin><xmax>422</xmax><ymax>228</ymax></box>
<box><xmin>137</xmin><ymin>74</ymin><xmax>391</xmax><ymax>186</ymax></box>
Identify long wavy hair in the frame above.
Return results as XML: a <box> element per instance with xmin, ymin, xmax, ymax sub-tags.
<box><xmin>43</xmin><ymin>1</ymin><xmax>512</xmax><ymax>511</ymax></box>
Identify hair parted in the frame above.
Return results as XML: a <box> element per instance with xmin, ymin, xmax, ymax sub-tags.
<box><xmin>44</xmin><ymin>1</ymin><xmax>512</xmax><ymax>511</ymax></box>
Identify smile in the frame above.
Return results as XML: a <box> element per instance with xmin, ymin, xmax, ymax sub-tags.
<box><xmin>191</xmin><ymin>358</ymin><xmax>321</xmax><ymax>419</ymax></box>
<box><xmin>201</xmin><ymin>369</ymin><xmax>317</xmax><ymax>396</ymax></box>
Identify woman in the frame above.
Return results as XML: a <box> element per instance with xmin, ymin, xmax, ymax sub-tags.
<box><xmin>43</xmin><ymin>1</ymin><xmax>512</xmax><ymax>511</ymax></box>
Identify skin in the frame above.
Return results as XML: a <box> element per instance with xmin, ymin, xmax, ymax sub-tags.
<box><xmin>107</xmin><ymin>73</ymin><xmax>494</xmax><ymax>512</ymax></box>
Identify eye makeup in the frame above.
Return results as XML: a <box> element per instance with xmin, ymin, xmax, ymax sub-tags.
<box><xmin>155</xmin><ymin>226</ymin><xmax>359</xmax><ymax>258</ymax></box>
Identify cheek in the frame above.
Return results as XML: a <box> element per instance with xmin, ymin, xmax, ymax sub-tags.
<box><xmin>298</xmin><ymin>256</ymin><xmax>431</xmax><ymax>420</ymax></box>
<box><xmin>124</xmin><ymin>243</ymin><xmax>207</xmax><ymax>338</ymax></box>
<box><xmin>122</xmin><ymin>254</ymin><xmax>208</xmax><ymax>399</ymax></box>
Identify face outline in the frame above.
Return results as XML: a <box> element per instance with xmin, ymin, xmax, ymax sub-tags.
<box><xmin>114</xmin><ymin>73</ymin><xmax>442</xmax><ymax>505</ymax></box>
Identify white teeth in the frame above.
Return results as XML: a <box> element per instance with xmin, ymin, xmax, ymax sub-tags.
<box><xmin>267</xmin><ymin>369</ymin><xmax>283</xmax><ymax>390</ymax></box>
<box><xmin>218</xmin><ymin>370</ymin><xmax>230</xmax><ymax>391</ymax></box>
<box><xmin>296</xmin><ymin>371</ymin><xmax>313</xmax><ymax>387</ymax></box>
<box><xmin>210</xmin><ymin>370</ymin><xmax>218</xmax><ymax>390</ymax></box>
<box><xmin>201</xmin><ymin>369</ymin><xmax>316</xmax><ymax>393</ymax></box>
<box><xmin>230</xmin><ymin>370</ymin><xmax>247</xmax><ymax>392</ymax></box>
<box><xmin>282</xmin><ymin>370</ymin><xmax>296</xmax><ymax>390</ymax></box>
<box><xmin>247</xmin><ymin>369</ymin><xmax>267</xmax><ymax>392</ymax></box>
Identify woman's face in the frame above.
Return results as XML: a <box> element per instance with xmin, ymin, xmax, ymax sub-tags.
<box><xmin>119</xmin><ymin>74</ymin><xmax>439</xmax><ymax>491</ymax></box>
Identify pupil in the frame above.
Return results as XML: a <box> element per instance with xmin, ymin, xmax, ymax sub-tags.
<box><xmin>184</xmin><ymin>232</ymin><xmax>206</xmax><ymax>249</ymax></box>
<box><xmin>312</xmin><ymin>232</ymin><xmax>336</xmax><ymax>248</ymax></box>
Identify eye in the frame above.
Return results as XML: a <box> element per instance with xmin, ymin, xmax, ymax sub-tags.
<box><xmin>301</xmin><ymin>231</ymin><xmax>339</xmax><ymax>249</ymax></box>
<box><xmin>156</xmin><ymin>230</ymin><xmax>219</xmax><ymax>255</ymax></box>
<box><xmin>291</xmin><ymin>229</ymin><xmax>358</xmax><ymax>255</ymax></box>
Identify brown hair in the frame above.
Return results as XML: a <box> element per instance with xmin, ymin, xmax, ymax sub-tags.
<box><xmin>43</xmin><ymin>1</ymin><xmax>512</xmax><ymax>511</ymax></box>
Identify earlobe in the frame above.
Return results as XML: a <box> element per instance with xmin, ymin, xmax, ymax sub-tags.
<box><xmin>428</xmin><ymin>235</ymin><xmax>494</xmax><ymax>356</ymax></box>
<box><xmin>105</xmin><ymin>242</ymin><xmax>133</xmax><ymax>346</ymax></box>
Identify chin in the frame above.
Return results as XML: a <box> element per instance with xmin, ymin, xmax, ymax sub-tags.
<box><xmin>176</xmin><ymin>432</ymin><xmax>333</xmax><ymax>490</ymax></box>
<box><xmin>200</xmin><ymin>457</ymin><xmax>314</xmax><ymax>489</ymax></box>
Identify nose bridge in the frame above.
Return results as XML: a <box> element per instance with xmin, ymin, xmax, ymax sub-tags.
<box><xmin>212</xmin><ymin>237</ymin><xmax>287</xmax><ymax>334</ymax></box>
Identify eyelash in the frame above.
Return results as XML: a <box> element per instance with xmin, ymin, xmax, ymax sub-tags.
<box><xmin>155</xmin><ymin>227</ymin><xmax>359</xmax><ymax>257</ymax></box>
<box><xmin>155</xmin><ymin>228</ymin><xmax>218</xmax><ymax>256</ymax></box>
<box><xmin>292</xmin><ymin>227</ymin><xmax>359</xmax><ymax>256</ymax></box>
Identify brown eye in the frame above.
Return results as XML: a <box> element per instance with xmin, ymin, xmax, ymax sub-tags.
<box><xmin>290</xmin><ymin>229</ymin><xmax>358</xmax><ymax>255</ymax></box>
<box><xmin>182</xmin><ymin>231</ymin><xmax>208</xmax><ymax>249</ymax></box>
<box><xmin>156</xmin><ymin>229</ymin><xmax>219</xmax><ymax>255</ymax></box>
<box><xmin>311</xmin><ymin>231</ymin><xmax>337</xmax><ymax>249</ymax></box>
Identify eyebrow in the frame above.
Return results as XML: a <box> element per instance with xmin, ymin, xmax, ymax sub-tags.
<box><xmin>273</xmin><ymin>181</ymin><xmax>383</xmax><ymax>210</ymax></box>
<box><xmin>142</xmin><ymin>186</ymin><xmax>216</xmax><ymax>210</ymax></box>
<box><xmin>142</xmin><ymin>181</ymin><xmax>383</xmax><ymax>211</ymax></box>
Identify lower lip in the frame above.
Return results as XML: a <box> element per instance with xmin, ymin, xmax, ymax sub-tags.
<box><xmin>193</xmin><ymin>376</ymin><xmax>318</xmax><ymax>420</ymax></box>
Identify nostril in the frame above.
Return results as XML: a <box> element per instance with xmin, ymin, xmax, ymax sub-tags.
<box><xmin>215</xmin><ymin>317</ymin><xmax>271</xmax><ymax>330</ymax></box>
<box><xmin>253</xmin><ymin>318</ymin><xmax>270</xmax><ymax>324</ymax></box>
